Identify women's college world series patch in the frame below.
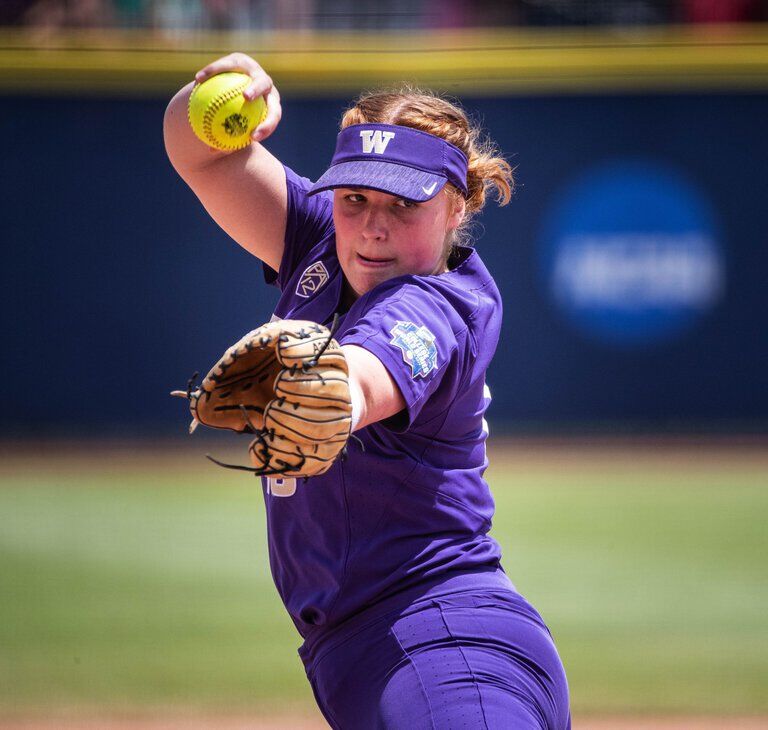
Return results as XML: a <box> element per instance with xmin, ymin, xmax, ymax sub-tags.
<box><xmin>389</xmin><ymin>321</ymin><xmax>438</xmax><ymax>378</ymax></box>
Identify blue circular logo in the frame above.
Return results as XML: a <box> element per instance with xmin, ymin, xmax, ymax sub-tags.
<box><xmin>540</xmin><ymin>160</ymin><xmax>724</xmax><ymax>347</ymax></box>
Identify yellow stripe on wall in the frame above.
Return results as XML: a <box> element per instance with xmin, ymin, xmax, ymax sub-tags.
<box><xmin>1</xmin><ymin>25</ymin><xmax>767</xmax><ymax>96</ymax></box>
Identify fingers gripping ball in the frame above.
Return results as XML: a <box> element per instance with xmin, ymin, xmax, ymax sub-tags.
<box><xmin>188</xmin><ymin>72</ymin><xmax>267</xmax><ymax>151</ymax></box>
<box><xmin>172</xmin><ymin>320</ymin><xmax>353</xmax><ymax>478</ymax></box>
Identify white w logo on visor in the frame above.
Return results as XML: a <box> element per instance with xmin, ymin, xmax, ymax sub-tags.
<box><xmin>360</xmin><ymin>130</ymin><xmax>395</xmax><ymax>154</ymax></box>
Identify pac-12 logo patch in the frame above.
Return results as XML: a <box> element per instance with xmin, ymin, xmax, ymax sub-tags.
<box><xmin>389</xmin><ymin>321</ymin><xmax>438</xmax><ymax>379</ymax></box>
<box><xmin>296</xmin><ymin>261</ymin><xmax>329</xmax><ymax>298</ymax></box>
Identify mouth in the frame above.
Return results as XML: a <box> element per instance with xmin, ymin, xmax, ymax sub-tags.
<box><xmin>357</xmin><ymin>253</ymin><xmax>394</xmax><ymax>267</ymax></box>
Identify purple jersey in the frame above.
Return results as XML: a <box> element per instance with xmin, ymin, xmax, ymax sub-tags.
<box><xmin>262</xmin><ymin>166</ymin><xmax>504</xmax><ymax>637</ymax></box>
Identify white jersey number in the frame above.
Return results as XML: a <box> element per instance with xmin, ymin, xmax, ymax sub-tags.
<box><xmin>266</xmin><ymin>477</ymin><xmax>297</xmax><ymax>497</ymax></box>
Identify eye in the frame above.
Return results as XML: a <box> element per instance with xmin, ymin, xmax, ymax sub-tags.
<box><xmin>395</xmin><ymin>198</ymin><xmax>418</xmax><ymax>209</ymax></box>
<box><xmin>344</xmin><ymin>193</ymin><xmax>366</xmax><ymax>203</ymax></box>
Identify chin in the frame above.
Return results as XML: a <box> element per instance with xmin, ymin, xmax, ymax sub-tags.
<box><xmin>344</xmin><ymin>264</ymin><xmax>398</xmax><ymax>299</ymax></box>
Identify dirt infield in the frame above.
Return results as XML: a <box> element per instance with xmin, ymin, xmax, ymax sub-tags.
<box><xmin>2</xmin><ymin>715</ymin><xmax>767</xmax><ymax>729</ymax></box>
<box><xmin>2</xmin><ymin>434</ymin><xmax>767</xmax><ymax>478</ymax></box>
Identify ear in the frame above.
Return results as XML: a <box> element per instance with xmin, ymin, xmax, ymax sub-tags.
<box><xmin>446</xmin><ymin>195</ymin><xmax>466</xmax><ymax>232</ymax></box>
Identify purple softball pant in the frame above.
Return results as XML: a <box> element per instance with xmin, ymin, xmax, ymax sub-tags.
<box><xmin>299</xmin><ymin>583</ymin><xmax>570</xmax><ymax>729</ymax></box>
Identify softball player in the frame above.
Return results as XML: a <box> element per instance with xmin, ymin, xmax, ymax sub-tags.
<box><xmin>165</xmin><ymin>53</ymin><xmax>570</xmax><ymax>729</ymax></box>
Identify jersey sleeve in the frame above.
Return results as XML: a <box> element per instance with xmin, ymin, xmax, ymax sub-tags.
<box><xmin>340</xmin><ymin>281</ymin><xmax>467</xmax><ymax>431</ymax></box>
<box><xmin>263</xmin><ymin>165</ymin><xmax>335</xmax><ymax>290</ymax></box>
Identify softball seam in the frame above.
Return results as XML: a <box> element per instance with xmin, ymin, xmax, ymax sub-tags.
<box><xmin>202</xmin><ymin>83</ymin><xmax>249</xmax><ymax>149</ymax></box>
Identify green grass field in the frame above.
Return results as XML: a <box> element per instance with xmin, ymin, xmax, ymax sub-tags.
<box><xmin>1</xmin><ymin>443</ymin><xmax>766</xmax><ymax>718</ymax></box>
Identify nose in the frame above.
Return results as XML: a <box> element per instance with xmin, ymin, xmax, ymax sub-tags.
<box><xmin>361</xmin><ymin>208</ymin><xmax>387</xmax><ymax>241</ymax></box>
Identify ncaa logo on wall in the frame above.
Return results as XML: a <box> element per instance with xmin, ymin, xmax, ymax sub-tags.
<box><xmin>539</xmin><ymin>159</ymin><xmax>725</xmax><ymax>347</ymax></box>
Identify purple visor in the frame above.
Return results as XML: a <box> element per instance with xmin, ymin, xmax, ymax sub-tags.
<box><xmin>307</xmin><ymin>123</ymin><xmax>468</xmax><ymax>202</ymax></box>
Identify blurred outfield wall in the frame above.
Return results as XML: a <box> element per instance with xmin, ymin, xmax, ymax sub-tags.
<box><xmin>1</xmin><ymin>26</ymin><xmax>767</xmax><ymax>436</ymax></box>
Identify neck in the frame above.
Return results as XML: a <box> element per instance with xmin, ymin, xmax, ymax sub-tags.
<box><xmin>341</xmin><ymin>279</ymin><xmax>359</xmax><ymax>310</ymax></box>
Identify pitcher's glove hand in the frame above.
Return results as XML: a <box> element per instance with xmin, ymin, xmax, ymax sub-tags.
<box><xmin>172</xmin><ymin>320</ymin><xmax>352</xmax><ymax>478</ymax></box>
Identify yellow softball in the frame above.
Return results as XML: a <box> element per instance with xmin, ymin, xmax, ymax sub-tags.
<box><xmin>188</xmin><ymin>72</ymin><xmax>267</xmax><ymax>151</ymax></box>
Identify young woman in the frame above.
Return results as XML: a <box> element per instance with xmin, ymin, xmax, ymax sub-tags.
<box><xmin>165</xmin><ymin>53</ymin><xmax>571</xmax><ymax>729</ymax></box>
